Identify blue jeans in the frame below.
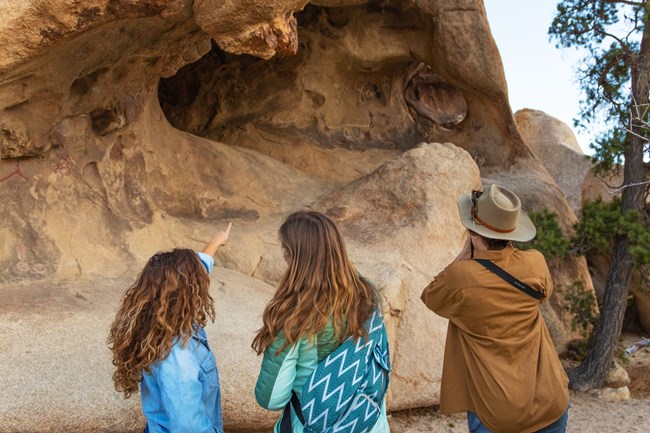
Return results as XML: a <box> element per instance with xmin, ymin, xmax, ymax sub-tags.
<box><xmin>467</xmin><ymin>406</ymin><xmax>569</xmax><ymax>433</ymax></box>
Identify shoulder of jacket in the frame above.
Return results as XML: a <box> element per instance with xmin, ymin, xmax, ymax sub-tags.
<box><xmin>442</xmin><ymin>259</ymin><xmax>474</xmax><ymax>275</ymax></box>
<box><xmin>516</xmin><ymin>248</ymin><xmax>546</xmax><ymax>262</ymax></box>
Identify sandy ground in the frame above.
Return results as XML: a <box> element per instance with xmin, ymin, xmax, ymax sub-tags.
<box><xmin>388</xmin><ymin>393</ymin><xmax>650</xmax><ymax>433</ymax></box>
<box><xmin>388</xmin><ymin>334</ymin><xmax>650</xmax><ymax>433</ymax></box>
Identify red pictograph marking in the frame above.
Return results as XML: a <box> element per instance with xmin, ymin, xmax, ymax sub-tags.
<box><xmin>14</xmin><ymin>243</ymin><xmax>46</xmax><ymax>275</ymax></box>
<box><xmin>0</xmin><ymin>162</ymin><xmax>28</xmax><ymax>184</ymax></box>
<box><xmin>52</xmin><ymin>155</ymin><xmax>73</xmax><ymax>174</ymax></box>
<box><xmin>16</xmin><ymin>244</ymin><xmax>26</xmax><ymax>262</ymax></box>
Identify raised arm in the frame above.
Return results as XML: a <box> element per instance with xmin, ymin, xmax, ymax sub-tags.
<box><xmin>196</xmin><ymin>222</ymin><xmax>232</xmax><ymax>274</ymax></box>
<box><xmin>202</xmin><ymin>222</ymin><xmax>232</xmax><ymax>257</ymax></box>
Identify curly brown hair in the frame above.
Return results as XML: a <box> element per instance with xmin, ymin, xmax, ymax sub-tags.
<box><xmin>251</xmin><ymin>211</ymin><xmax>378</xmax><ymax>355</ymax></box>
<box><xmin>107</xmin><ymin>249</ymin><xmax>215</xmax><ymax>398</ymax></box>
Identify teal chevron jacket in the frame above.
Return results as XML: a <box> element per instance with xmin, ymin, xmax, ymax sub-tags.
<box><xmin>254</xmin><ymin>320</ymin><xmax>390</xmax><ymax>433</ymax></box>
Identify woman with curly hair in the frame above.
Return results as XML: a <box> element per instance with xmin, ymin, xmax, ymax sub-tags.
<box><xmin>107</xmin><ymin>223</ymin><xmax>231</xmax><ymax>433</ymax></box>
<box><xmin>252</xmin><ymin>211</ymin><xmax>390</xmax><ymax>433</ymax></box>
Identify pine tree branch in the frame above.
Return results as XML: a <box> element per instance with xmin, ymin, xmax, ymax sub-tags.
<box><xmin>595</xmin><ymin>171</ymin><xmax>623</xmax><ymax>191</ymax></box>
<box><xmin>608</xmin><ymin>180</ymin><xmax>650</xmax><ymax>194</ymax></box>
<box><xmin>601</xmin><ymin>30</ymin><xmax>629</xmax><ymax>48</ymax></box>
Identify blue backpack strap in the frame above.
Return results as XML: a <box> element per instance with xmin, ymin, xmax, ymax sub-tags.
<box><xmin>280</xmin><ymin>391</ymin><xmax>304</xmax><ymax>433</ymax></box>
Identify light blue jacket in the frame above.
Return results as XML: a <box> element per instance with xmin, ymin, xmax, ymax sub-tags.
<box><xmin>255</xmin><ymin>319</ymin><xmax>390</xmax><ymax>433</ymax></box>
<box><xmin>140</xmin><ymin>253</ymin><xmax>224</xmax><ymax>433</ymax></box>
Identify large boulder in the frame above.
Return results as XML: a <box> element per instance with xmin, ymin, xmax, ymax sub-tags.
<box><xmin>515</xmin><ymin>109</ymin><xmax>593</xmax><ymax>214</ymax></box>
<box><xmin>318</xmin><ymin>142</ymin><xmax>480</xmax><ymax>409</ymax></box>
<box><xmin>514</xmin><ymin>109</ymin><xmax>649</xmax><ymax>328</ymax></box>
<box><xmin>0</xmin><ymin>268</ymin><xmax>277</xmax><ymax>433</ymax></box>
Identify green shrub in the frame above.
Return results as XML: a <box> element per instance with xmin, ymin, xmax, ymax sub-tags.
<box><xmin>516</xmin><ymin>210</ymin><xmax>569</xmax><ymax>259</ymax></box>
<box><xmin>561</xmin><ymin>280</ymin><xmax>599</xmax><ymax>362</ymax></box>
<box><xmin>571</xmin><ymin>198</ymin><xmax>621</xmax><ymax>256</ymax></box>
<box><xmin>571</xmin><ymin>198</ymin><xmax>650</xmax><ymax>267</ymax></box>
<box><xmin>563</xmin><ymin>280</ymin><xmax>598</xmax><ymax>337</ymax></box>
<box><xmin>522</xmin><ymin>199</ymin><xmax>650</xmax><ymax>269</ymax></box>
<box><xmin>563</xmin><ymin>337</ymin><xmax>594</xmax><ymax>361</ymax></box>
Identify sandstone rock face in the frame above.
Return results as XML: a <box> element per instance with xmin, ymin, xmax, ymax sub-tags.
<box><xmin>159</xmin><ymin>1</ymin><xmax>524</xmax><ymax>170</ymax></box>
<box><xmin>598</xmin><ymin>386</ymin><xmax>632</xmax><ymax>402</ymax></box>
<box><xmin>515</xmin><ymin>109</ymin><xmax>650</xmax><ymax>334</ymax></box>
<box><xmin>193</xmin><ymin>0</ymin><xmax>307</xmax><ymax>59</ymax></box>
<box><xmin>0</xmin><ymin>0</ymin><xmax>596</xmax><ymax>431</ymax></box>
<box><xmin>606</xmin><ymin>361</ymin><xmax>631</xmax><ymax>388</ymax></box>
<box><xmin>0</xmin><ymin>269</ymin><xmax>277</xmax><ymax>433</ymax></box>
<box><xmin>515</xmin><ymin>109</ymin><xmax>593</xmax><ymax>214</ymax></box>
<box><xmin>514</xmin><ymin>109</ymin><xmax>610</xmax><ymax>321</ymax></box>
<box><xmin>319</xmin><ymin>142</ymin><xmax>481</xmax><ymax>409</ymax></box>
<box><xmin>581</xmin><ymin>170</ymin><xmax>625</xmax><ymax>205</ymax></box>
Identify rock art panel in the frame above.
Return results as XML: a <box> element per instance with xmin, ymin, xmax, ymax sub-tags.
<box><xmin>159</xmin><ymin>2</ymin><xmax>521</xmax><ymax>170</ymax></box>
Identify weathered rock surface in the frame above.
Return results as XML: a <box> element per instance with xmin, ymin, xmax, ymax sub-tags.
<box><xmin>515</xmin><ymin>109</ymin><xmax>618</xmax><ymax>324</ymax></box>
<box><xmin>0</xmin><ymin>0</ymin><xmax>597</xmax><ymax>431</ymax></box>
<box><xmin>606</xmin><ymin>361</ymin><xmax>631</xmax><ymax>389</ymax></box>
<box><xmin>515</xmin><ymin>109</ymin><xmax>650</xmax><ymax>334</ymax></box>
<box><xmin>597</xmin><ymin>386</ymin><xmax>632</xmax><ymax>402</ymax></box>
<box><xmin>193</xmin><ymin>0</ymin><xmax>306</xmax><ymax>59</ymax></box>
<box><xmin>319</xmin><ymin>142</ymin><xmax>481</xmax><ymax>409</ymax></box>
<box><xmin>160</xmin><ymin>1</ymin><xmax>524</xmax><ymax>170</ymax></box>
<box><xmin>0</xmin><ymin>269</ymin><xmax>277</xmax><ymax>433</ymax></box>
<box><xmin>515</xmin><ymin>109</ymin><xmax>593</xmax><ymax>214</ymax></box>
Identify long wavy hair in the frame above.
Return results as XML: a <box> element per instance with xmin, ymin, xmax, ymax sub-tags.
<box><xmin>107</xmin><ymin>249</ymin><xmax>215</xmax><ymax>398</ymax></box>
<box><xmin>252</xmin><ymin>211</ymin><xmax>378</xmax><ymax>355</ymax></box>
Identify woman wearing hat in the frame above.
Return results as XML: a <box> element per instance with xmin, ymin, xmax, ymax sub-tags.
<box><xmin>421</xmin><ymin>184</ymin><xmax>569</xmax><ymax>433</ymax></box>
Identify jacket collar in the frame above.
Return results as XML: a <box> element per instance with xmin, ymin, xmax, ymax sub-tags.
<box><xmin>472</xmin><ymin>245</ymin><xmax>517</xmax><ymax>261</ymax></box>
<box><xmin>192</xmin><ymin>326</ymin><xmax>208</xmax><ymax>343</ymax></box>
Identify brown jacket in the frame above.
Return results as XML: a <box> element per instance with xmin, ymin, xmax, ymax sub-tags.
<box><xmin>421</xmin><ymin>246</ymin><xmax>569</xmax><ymax>433</ymax></box>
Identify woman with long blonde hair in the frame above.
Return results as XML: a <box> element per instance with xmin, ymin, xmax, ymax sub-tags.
<box><xmin>252</xmin><ymin>211</ymin><xmax>390</xmax><ymax>433</ymax></box>
<box><xmin>108</xmin><ymin>223</ymin><xmax>231</xmax><ymax>433</ymax></box>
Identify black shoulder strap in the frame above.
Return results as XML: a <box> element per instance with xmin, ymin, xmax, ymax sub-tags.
<box><xmin>279</xmin><ymin>391</ymin><xmax>304</xmax><ymax>433</ymax></box>
<box><xmin>473</xmin><ymin>258</ymin><xmax>543</xmax><ymax>300</ymax></box>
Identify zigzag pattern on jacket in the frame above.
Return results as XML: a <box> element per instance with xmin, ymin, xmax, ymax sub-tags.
<box><xmin>300</xmin><ymin>309</ymin><xmax>390</xmax><ymax>433</ymax></box>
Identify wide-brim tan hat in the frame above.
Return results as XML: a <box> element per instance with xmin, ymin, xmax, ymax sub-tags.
<box><xmin>457</xmin><ymin>184</ymin><xmax>536</xmax><ymax>242</ymax></box>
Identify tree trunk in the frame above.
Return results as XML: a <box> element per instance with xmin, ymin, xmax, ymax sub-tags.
<box><xmin>569</xmin><ymin>1</ymin><xmax>650</xmax><ymax>391</ymax></box>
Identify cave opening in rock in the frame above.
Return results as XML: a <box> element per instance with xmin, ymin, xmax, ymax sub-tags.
<box><xmin>158</xmin><ymin>2</ymin><xmax>469</xmax><ymax>179</ymax></box>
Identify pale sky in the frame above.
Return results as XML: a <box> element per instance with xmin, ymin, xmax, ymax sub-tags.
<box><xmin>483</xmin><ymin>0</ymin><xmax>594</xmax><ymax>154</ymax></box>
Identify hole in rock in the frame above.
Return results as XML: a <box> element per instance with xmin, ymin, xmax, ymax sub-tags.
<box><xmin>158</xmin><ymin>2</ymin><xmax>469</xmax><ymax>179</ymax></box>
<box><xmin>70</xmin><ymin>67</ymin><xmax>109</xmax><ymax>97</ymax></box>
